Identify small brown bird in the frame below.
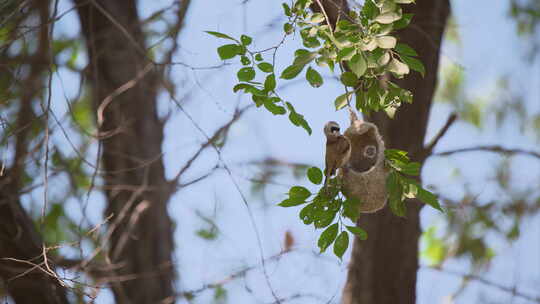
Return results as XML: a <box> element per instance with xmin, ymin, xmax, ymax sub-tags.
<box><xmin>324</xmin><ymin>121</ymin><xmax>351</xmax><ymax>185</ymax></box>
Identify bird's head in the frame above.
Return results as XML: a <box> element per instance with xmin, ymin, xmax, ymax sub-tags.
<box><xmin>324</xmin><ymin>121</ymin><xmax>341</xmax><ymax>138</ymax></box>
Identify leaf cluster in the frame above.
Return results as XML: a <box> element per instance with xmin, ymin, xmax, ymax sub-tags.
<box><xmin>384</xmin><ymin>149</ymin><xmax>443</xmax><ymax>216</ymax></box>
<box><xmin>278</xmin><ymin>167</ymin><xmax>367</xmax><ymax>259</ymax></box>
<box><xmin>279</xmin><ymin>0</ymin><xmax>423</xmax><ymax>117</ymax></box>
<box><xmin>205</xmin><ymin>31</ymin><xmax>312</xmax><ymax>134</ymax></box>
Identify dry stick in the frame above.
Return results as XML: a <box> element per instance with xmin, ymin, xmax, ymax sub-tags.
<box><xmin>169</xmin><ymin>106</ymin><xmax>251</xmax><ymax>188</ymax></box>
<box><xmin>80</xmin><ymin>184</ymin><xmax>147</xmax><ymax>269</ymax></box>
<box><xmin>96</xmin><ymin>63</ymin><xmax>154</xmax><ymax>127</ymax></box>
<box><xmin>434</xmin><ymin>145</ymin><xmax>540</xmax><ymax>160</ymax></box>
<box><xmin>178</xmin><ymin>250</ymin><xmax>291</xmax><ymax>299</ymax></box>
<box><xmin>425</xmin><ymin>266</ymin><xmax>540</xmax><ymax>303</ymax></box>
<box><xmin>166</xmin><ymin>91</ymin><xmax>282</xmax><ymax>303</ymax></box>
<box><xmin>420</xmin><ymin>112</ymin><xmax>458</xmax><ymax>159</ymax></box>
<box><xmin>40</xmin><ymin>0</ymin><xmax>59</xmax><ymax>222</ymax></box>
<box><xmin>81</xmin><ymin>2</ymin><xmax>280</xmax><ymax>301</ymax></box>
<box><xmin>2</xmin><ymin>258</ymin><xmax>57</xmax><ymax>284</ymax></box>
<box><xmin>111</xmin><ymin>201</ymin><xmax>151</xmax><ymax>260</ymax></box>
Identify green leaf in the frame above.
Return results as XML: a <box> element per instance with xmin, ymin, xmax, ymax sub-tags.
<box><xmin>310</xmin><ymin>13</ymin><xmax>325</xmax><ymax>23</ymax></box>
<box><xmin>374</xmin><ymin>12</ymin><xmax>401</xmax><ymax>24</ymax></box>
<box><xmin>52</xmin><ymin>39</ymin><xmax>73</xmax><ymax>54</ymax></box>
<box><xmin>345</xmin><ymin>225</ymin><xmax>368</xmax><ymax>240</ymax></box>
<box><xmin>417</xmin><ymin>187</ymin><xmax>443</xmax><ymax>212</ymax></box>
<box><xmin>280</xmin><ymin>64</ymin><xmax>304</xmax><ymax>79</ymax></box>
<box><xmin>263</xmin><ymin>98</ymin><xmax>286</xmax><ymax>115</ymax></box>
<box><xmin>333</xmin><ymin>231</ymin><xmax>349</xmax><ymax>259</ymax></box>
<box><xmin>340</xmin><ymin>71</ymin><xmax>358</xmax><ymax>87</ymax></box>
<box><xmin>362</xmin><ymin>0</ymin><xmax>377</xmax><ymax>19</ymax></box>
<box><xmin>255</xmin><ymin>53</ymin><xmax>263</xmax><ymax>61</ymax></box>
<box><xmin>387</xmin><ymin>171</ymin><xmax>405</xmax><ymax>217</ymax></box>
<box><xmin>284</xmin><ymin>23</ymin><xmax>294</xmax><ymax>35</ymax></box>
<box><xmin>395</xmin><ymin>0</ymin><xmax>415</xmax><ymax>4</ymax></box>
<box><xmin>205</xmin><ymin>31</ymin><xmax>236</xmax><ymax>41</ymax></box>
<box><xmin>240</xmin><ymin>55</ymin><xmax>251</xmax><ymax>65</ymax></box>
<box><xmin>303</xmin><ymin>38</ymin><xmax>320</xmax><ymax>50</ymax></box>
<box><xmin>337</xmin><ymin>47</ymin><xmax>355</xmax><ymax>61</ymax></box>
<box><xmin>402</xmin><ymin>162</ymin><xmax>420</xmax><ymax>176</ymax></box>
<box><xmin>289</xmin><ymin>111</ymin><xmax>312</xmax><ymax>134</ymax></box>
<box><xmin>217</xmin><ymin>44</ymin><xmax>240</xmax><ymax>60</ymax></box>
<box><xmin>286</xmin><ymin>102</ymin><xmax>312</xmax><ymax>135</ymax></box>
<box><xmin>196</xmin><ymin>229</ymin><xmax>218</xmax><ymax>240</ymax></box>
<box><xmin>264</xmin><ymin>74</ymin><xmax>276</xmax><ymax>91</ymax></box>
<box><xmin>289</xmin><ymin>186</ymin><xmax>311</xmax><ymax>200</ymax></box>
<box><xmin>307</xmin><ymin>167</ymin><xmax>323</xmax><ymax>185</ymax></box>
<box><xmin>388</xmin><ymin>58</ymin><xmax>410</xmax><ymax>76</ymax></box>
<box><xmin>257</xmin><ymin>62</ymin><xmax>273</xmax><ymax>73</ymax></box>
<box><xmin>71</xmin><ymin>96</ymin><xmax>93</xmax><ymax>131</ymax></box>
<box><xmin>279</xmin><ymin>198</ymin><xmax>307</xmax><ymax>207</ymax></box>
<box><xmin>282</xmin><ymin>3</ymin><xmax>292</xmax><ymax>16</ymax></box>
<box><xmin>335</xmin><ymin>92</ymin><xmax>353</xmax><ymax>110</ymax></box>
<box><xmin>214</xmin><ymin>285</ymin><xmax>227</xmax><ymax>301</ymax></box>
<box><xmin>314</xmin><ymin>208</ymin><xmax>337</xmax><ymax>228</ymax></box>
<box><xmin>379</xmin><ymin>1</ymin><xmax>397</xmax><ymax>13</ymax></box>
<box><xmin>237</xmin><ymin>67</ymin><xmax>256</xmax><ymax>82</ymax></box>
<box><xmin>377</xmin><ymin>52</ymin><xmax>391</xmax><ymax>66</ymax></box>
<box><xmin>240</xmin><ymin>34</ymin><xmax>252</xmax><ymax>46</ymax></box>
<box><xmin>300</xmin><ymin>203</ymin><xmax>315</xmax><ymax>224</ymax></box>
<box><xmin>318</xmin><ymin>223</ymin><xmax>338</xmax><ymax>253</ymax></box>
<box><xmin>233</xmin><ymin>83</ymin><xmax>257</xmax><ymax>94</ymax></box>
<box><xmin>389</xmin><ymin>159</ymin><xmax>420</xmax><ymax>176</ymax></box>
<box><xmin>400</xmin><ymin>55</ymin><xmax>425</xmax><ymax>77</ymax></box>
<box><xmin>375</xmin><ymin>36</ymin><xmax>397</xmax><ymax>49</ymax></box>
<box><xmin>349</xmin><ymin>54</ymin><xmax>367</xmax><ymax>77</ymax></box>
<box><xmin>343</xmin><ymin>198</ymin><xmax>360</xmax><ymax>222</ymax></box>
<box><xmin>393</xmin><ymin>13</ymin><xmax>413</xmax><ymax>30</ymax></box>
<box><xmin>293</xmin><ymin>50</ymin><xmax>317</xmax><ymax>66</ymax></box>
<box><xmin>421</xmin><ymin>226</ymin><xmax>448</xmax><ymax>266</ymax></box>
<box><xmin>306</xmin><ymin>67</ymin><xmax>323</xmax><ymax>88</ymax></box>
<box><xmin>395</xmin><ymin>43</ymin><xmax>418</xmax><ymax>56</ymax></box>
<box><xmin>385</xmin><ymin>149</ymin><xmax>410</xmax><ymax>162</ymax></box>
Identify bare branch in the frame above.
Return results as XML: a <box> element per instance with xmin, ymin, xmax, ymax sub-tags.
<box><xmin>169</xmin><ymin>106</ymin><xmax>252</xmax><ymax>190</ymax></box>
<box><xmin>420</xmin><ymin>112</ymin><xmax>457</xmax><ymax>160</ymax></box>
<box><xmin>434</xmin><ymin>145</ymin><xmax>540</xmax><ymax>160</ymax></box>
<box><xmin>425</xmin><ymin>266</ymin><xmax>540</xmax><ymax>303</ymax></box>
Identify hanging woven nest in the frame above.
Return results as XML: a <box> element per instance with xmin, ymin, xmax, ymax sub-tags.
<box><xmin>339</xmin><ymin>112</ymin><xmax>388</xmax><ymax>213</ymax></box>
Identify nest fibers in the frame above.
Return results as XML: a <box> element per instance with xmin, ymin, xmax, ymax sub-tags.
<box><xmin>340</xmin><ymin>114</ymin><xmax>388</xmax><ymax>213</ymax></box>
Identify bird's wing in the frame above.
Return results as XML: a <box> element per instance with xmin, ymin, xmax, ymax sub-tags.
<box><xmin>339</xmin><ymin>136</ymin><xmax>351</xmax><ymax>154</ymax></box>
<box><xmin>338</xmin><ymin>136</ymin><xmax>351</xmax><ymax>167</ymax></box>
<box><xmin>325</xmin><ymin>142</ymin><xmax>335</xmax><ymax>177</ymax></box>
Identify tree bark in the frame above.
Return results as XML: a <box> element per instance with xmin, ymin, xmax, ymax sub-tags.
<box><xmin>315</xmin><ymin>0</ymin><xmax>450</xmax><ymax>303</ymax></box>
<box><xmin>74</xmin><ymin>1</ymin><xmax>182</xmax><ymax>303</ymax></box>
<box><xmin>343</xmin><ymin>2</ymin><xmax>450</xmax><ymax>304</ymax></box>
<box><xmin>0</xmin><ymin>1</ymin><xmax>70</xmax><ymax>303</ymax></box>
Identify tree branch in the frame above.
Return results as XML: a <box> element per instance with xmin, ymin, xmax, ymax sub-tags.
<box><xmin>425</xmin><ymin>266</ymin><xmax>540</xmax><ymax>303</ymax></box>
<box><xmin>420</xmin><ymin>112</ymin><xmax>457</xmax><ymax>160</ymax></box>
<box><xmin>434</xmin><ymin>145</ymin><xmax>540</xmax><ymax>160</ymax></box>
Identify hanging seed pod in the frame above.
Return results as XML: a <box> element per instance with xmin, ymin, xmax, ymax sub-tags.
<box><xmin>339</xmin><ymin>114</ymin><xmax>388</xmax><ymax>213</ymax></box>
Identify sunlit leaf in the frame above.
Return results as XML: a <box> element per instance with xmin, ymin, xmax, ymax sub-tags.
<box><xmin>333</xmin><ymin>231</ymin><xmax>349</xmax><ymax>259</ymax></box>
<box><xmin>318</xmin><ymin>223</ymin><xmax>338</xmax><ymax>252</ymax></box>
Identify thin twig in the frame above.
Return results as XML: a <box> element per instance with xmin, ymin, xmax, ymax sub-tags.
<box><xmin>425</xmin><ymin>266</ymin><xmax>540</xmax><ymax>303</ymax></box>
<box><xmin>434</xmin><ymin>145</ymin><xmax>540</xmax><ymax>160</ymax></box>
<box><xmin>420</xmin><ymin>112</ymin><xmax>457</xmax><ymax>159</ymax></box>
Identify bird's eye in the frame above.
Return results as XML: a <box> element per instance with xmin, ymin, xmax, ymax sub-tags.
<box><xmin>330</xmin><ymin>126</ymin><xmax>340</xmax><ymax>133</ymax></box>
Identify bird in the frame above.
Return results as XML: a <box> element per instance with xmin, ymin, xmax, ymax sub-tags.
<box><xmin>324</xmin><ymin>121</ymin><xmax>351</xmax><ymax>186</ymax></box>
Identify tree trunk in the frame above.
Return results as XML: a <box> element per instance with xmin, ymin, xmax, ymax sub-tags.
<box><xmin>0</xmin><ymin>1</ymin><xmax>69</xmax><ymax>303</ymax></box>
<box><xmin>75</xmin><ymin>1</ymin><xmax>180</xmax><ymax>303</ymax></box>
<box><xmin>315</xmin><ymin>0</ymin><xmax>450</xmax><ymax>303</ymax></box>
<box><xmin>341</xmin><ymin>1</ymin><xmax>450</xmax><ymax>304</ymax></box>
